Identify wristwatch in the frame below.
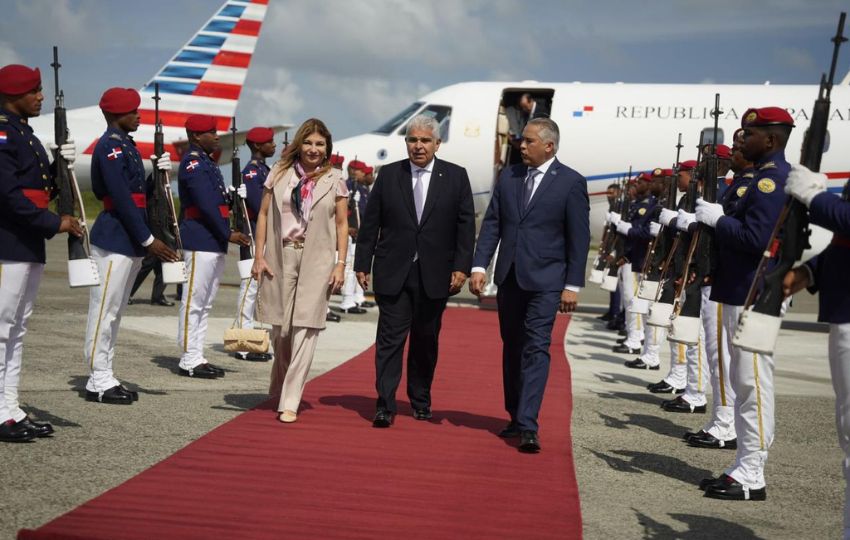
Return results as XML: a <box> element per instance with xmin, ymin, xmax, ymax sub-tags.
<box><xmin>336</xmin><ymin>259</ymin><xmax>346</xmax><ymax>266</ymax></box>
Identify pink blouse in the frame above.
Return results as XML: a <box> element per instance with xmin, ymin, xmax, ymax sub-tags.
<box><xmin>264</xmin><ymin>172</ymin><xmax>348</xmax><ymax>243</ymax></box>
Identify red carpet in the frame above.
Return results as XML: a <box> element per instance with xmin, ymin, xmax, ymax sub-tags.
<box><xmin>19</xmin><ymin>308</ymin><xmax>581</xmax><ymax>540</ymax></box>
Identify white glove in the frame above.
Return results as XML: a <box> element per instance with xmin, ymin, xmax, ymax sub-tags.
<box><xmin>649</xmin><ymin>222</ymin><xmax>661</xmax><ymax>237</ymax></box>
<box><xmin>149</xmin><ymin>151</ymin><xmax>172</xmax><ymax>172</ymax></box>
<box><xmin>236</xmin><ymin>184</ymin><xmax>247</xmax><ymax>199</ymax></box>
<box><xmin>609</xmin><ymin>212</ymin><xmax>622</xmax><ymax>226</ymax></box>
<box><xmin>676</xmin><ymin>209</ymin><xmax>696</xmax><ymax>232</ymax></box>
<box><xmin>695</xmin><ymin>198</ymin><xmax>725</xmax><ymax>228</ymax></box>
<box><xmin>616</xmin><ymin>221</ymin><xmax>632</xmax><ymax>235</ymax></box>
<box><xmin>658</xmin><ymin>208</ymin><xmax>677</xmax><ymax>227</ymax></box>
<box><xmin>49</xmin><ymin>140</ymin><xmax>76</xmax><ymax>168</ymax></box>
<box><xmin>785</xmin><ymin>164</ymin><xmax>827</xmax><ymax>208</ymax></box>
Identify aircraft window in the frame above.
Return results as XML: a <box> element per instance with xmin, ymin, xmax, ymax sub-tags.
<box><xmin>803</xmin><ymin>128</ymin><xmax>830</xmax><ymax>153</ymax></box>
<box><xmin>398</xmin><ymin>104</ymin><xmax>452</xmax><ymax>142</ymax></box>
<box><xmin>373</xmin><ymin>102</ymin><xmax>424</xmax><ymax>134</ymax></box>
<box><xmin>699</xmin><ymin>127</ymin><xmax>724</xmax><ymax>146</ymax></box>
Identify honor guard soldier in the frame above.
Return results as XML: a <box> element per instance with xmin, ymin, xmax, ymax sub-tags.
<box><xmin>688</xmin><ymin>133</ymin><xmax>753</xmax><ymax>448</ymax></box>
<box><xmin>0</xmin><ymin>64</ymin><xmax>81</xmax><ymax>441</ymax></box>
<box><xmin>177</xmin><ymin>114</ymin><xmax>250</xmax><ymax>378</ymax></box>
<box><xmin>693</xmin><ymin>107</ymin><xmax>794</xmax><ymax>500</ymax></box>
<box><xmin>84</xmin><ymin>88</ymin><xmax>178</xmax><ymax>404</ymax></box>
<box><xmin>613</xmin><ymin>172</ymin><xmax>657</xmax><ymax>355</ymax></box>
<box><xmin>783</xmin><ymin>164</ymin><xmax>850</xmax><ymax>533</ymax></box>
<box><xmin>336</xmin><ymin>160</ymin><xmax>372</xmax><ymax>314</ymax></box>
<box><xmin>233</xmin><ymin>126</ymin><xmax>275</xmax><ymax>361</ymax></box>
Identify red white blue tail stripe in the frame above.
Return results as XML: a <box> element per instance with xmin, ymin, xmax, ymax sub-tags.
<box><xmin>84</xmin><ymin>0</ymin><xmax>268</xmax><ymax>159</ymax></box>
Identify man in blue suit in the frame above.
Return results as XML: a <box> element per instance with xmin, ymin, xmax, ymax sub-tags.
<box><xmin>470</xmin><ymin>118</ymin><xmax>590</xmax><ymax>453</ymax></box>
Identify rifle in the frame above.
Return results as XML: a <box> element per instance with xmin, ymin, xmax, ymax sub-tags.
<box><xmin>231</xmin><ymin>117</ymin><xmax>255</xmax><ymax>280</ymax></box>
<box><xmin>734</xmin><ymin>12</ymin><xmax>846</xmax><ymax>354</ymax></box>
<box><xmin>51</xmin><ymin>46</ymin><xmax>100</xmax><ymax>288</ymax></box>
<box><xmin>637</xmin><ymin>133</ymin><xmax>683</xmax><ymax>300</ymax></box>
<box><xmin>646</xmin><ymin>132</ymin><xmax>706</xmax><ymax>328</ymax></box>
<box><xmin>669</xmin><ymin>94</ymin><xmax>722</xmax><ymax>345</ymax></box>
<box><xmin>588</xmin><ymin>173</ymin><xmax>624</xmax><ymax>283</ymax></box>
<box><xmin>600</xmin><ymin>168</ymin><xmax>632</xmax><ymax>292</ymax></box>
<box><xmin>148</xmin><ymin>83</ymin><xmax>187</xmax><ymax>284</ymax></box>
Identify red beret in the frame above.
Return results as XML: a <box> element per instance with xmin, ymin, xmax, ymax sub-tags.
<box><xmin>363</xmin><ymin>166</ymin><xmax>374</xmax><ymax>174</ymax></box>
<box><xmin>329</xmin><ymin>154</ymin><xmax>345</xmax><ymax>165</ymax></box>
<box><xmin>348</xmin><ymin>159</ymin><xmax>366</xmax><ymax>171</ymax></box>
<box><xmin>246</xmin><ymin>126</ymin><xmax>274</xmax><ymax>144</ymax></box>
<box><xmin>678</xmin><ymin>160</ymin><xmax>697</xmax><ymax>172</ymax></box>
<box><xmin>637</xmin><ymin>172</ymin><xmax>653</xmax><ymax>182</ymax></box>
<box><xmin>732</xmin><ymin>128</ymin><xmax>745</xmax><ymax>143</ymax></box>
<box><xmin>98</xmin><ymin>87</ymin><xmax>141</xmax><ymax>115</ymax></box>
<box><xmin>715</xmin><ymin>144</ymin><xmax>731</xmax><ymax>159</ymax></box>
<box><xmin>185</xmin><ymin>114</ymin><xmax>217</xmax><ymax>133</ymax></box>
<box><xmin>650</xmin><ymin>167</ymin><xmax>673</xmax><ymax>178</ymax></box>
<box><xmin>741</xmin><ymin>107</ymin><xmax>795</xmax><ymax>128</ymax></box>
<box><xmin>0</xmin><ymin>64</ymin><xmax>41</xmax><ymax>95</ymax></box>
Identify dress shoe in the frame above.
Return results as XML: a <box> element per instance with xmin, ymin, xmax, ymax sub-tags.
<box><xmin>0</xmin><ymin>419</ymin><xmax>36</xmax><ymax>442</ymax></box>
<box><xmin>152</xmin><ymin>297</ymin><xmax>175</xmax><ymax>307</ymax></box>
<box><xmin>19</xmin><ymin>417</ymin><xmax>54</xmax><ymax>437</ymax></box>
<box><xmin>661</xmin><ymin>396</ymin><xmax>706</xmax><ymax>414</ymax></box>
<box><xmin>127</xmin><ymin>297</ymin><xmax>135</xmax><ymax>305</ymax></box>
<box><xmin>337</xmin><ymin>306</ymin><xmax>367</xmax><ymax>314</ymax></box>
<box><xmin>372</xmin><ymin>410</ymin><xmax>394</xmax><ymax>428</ymax></box>
<box><xmin>683</xmin><ymin>429</ymin><xmax>706</xmax><ymax>441</ymax></box>
<box><xmin>624</xmin><ymin>358</ymin><xmax>659</xmax><ymax>370</ymax></box>
<box><xmin>326</xmin><ymin>311</ymin><xmax>341</xmax><ymax>323</ymax></box>
<box><xmin>246</xmin><ymin>352</ymin><xmax>272</xmax><ymax>361</ymax></box>
<box><xmin>596</xmin><ymin>312</ymin><xmax>613</xmax><ymax>321</ymax></box>
<box><xmin>498</xmin><ymin>422</ymin><xmax>521</xmax><ymax>438</ymax></box>
<box><xmin>204</xmin><ymin>363</ymin><xmax>225</xmax><ymax>377</ymax></box>
<box><xmin>359</xmin><ymin>301</ymin><xmax>376</xmax><ymax>308</ymax></box>
<box><xmin>612</xmin><ymin>343</ymin><xmax>641</xmax><ymax>354</ymax></box>
<box><xmin>617</xmin><ymin>328</ymin><xmax>627</xmax><ymax>336</ymax></box>
<box><xmin>178</xmin><ymin>363</ymin><xmax>220</xmax><ymax>379</ymax></box>
<box><xmin>117</xmin><ymin>384</ymin><xmax>139</xmax><ymax>401</ymax></box>
<box><xmin>688</xmin><ymin>431</ymin><xmax>737</xmax><ymax>449</ymax></box>
<box><xmin>705</xmin><ymin>476</ymin><xmax>766</xmax><ymax>501</ymax></box>
<box><xmin>519</xmin><ymin>431</ymin><xmax>541</xmax><ymax>453</ymax></box>
<box><xmin>85</xmin><ymin>385</ymin><xmax>135</xmax><ymax>404</ymax></box>
<box><xmin>413</xmin><ymin>407</ymin><xmax>432</xmax><ymax>420</ymax></box>
<box><xmin>616</xmin><ymin>337</ymin><xmax>643</xmax><ymax>345</ymax></box>
<box><xmin>647</xmin><ymin>380</ymin><xmax>682</xmax><ymax>393</ymax></box>
<box><xmin>278</xmin><ymin>410</ymin><xmax>297</xmax><ymax>423</ymax></box>
<box><xmin>606</xmin><ymin>320</ymin><xmax>619</xmax><ymax>331</ymax></box>
<box><xmin>699</xmin><ymin>474</ymin><xmax>730</xmax><ymax>491</ymax></box>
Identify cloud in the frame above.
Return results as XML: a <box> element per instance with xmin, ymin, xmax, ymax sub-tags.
<box><xmin>0</xmin><ymin>41</ymin><xmax>22</xmax><ymax>65</ymax></box>
<box><xmin>240</xmin><ymin>68</ymin><xmax>304</xmax><ymax>128</ymax></box>
<box><xmin>775</xmin><ymin>47</ymin><xmax>818</xmax><ymax>71</ymax></box>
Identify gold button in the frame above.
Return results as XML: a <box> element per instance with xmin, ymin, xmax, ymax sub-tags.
<box><xmin>42</xmin><ymin>174</ymin><xmax>48</xmax><ymax>180</ymax></box>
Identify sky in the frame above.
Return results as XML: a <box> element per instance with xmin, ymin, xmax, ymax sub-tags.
<box><xmin>2</xmin><ymin>0</ymin><xmax>849</xmax><ymax>140</ymax></box>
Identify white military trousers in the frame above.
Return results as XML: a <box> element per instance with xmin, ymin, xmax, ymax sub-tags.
<box><xmin>178</xmin><ymin>250</ymin><xmax>225</xmax><ymax>370</ymax></box>
<box><xmin>701</xmin><ymin>287</ymin><xmax>736</xmax><ymax>440</ymax></box>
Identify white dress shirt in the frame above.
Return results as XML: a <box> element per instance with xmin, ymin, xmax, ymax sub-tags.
<box><xmin>472</xmin><ymin>156</ymin><xmax>581</xmax><ymax>292</ymax></box>
<box><xmin>410</xmin><ymin>158</ymin><xmax>435</xmax><ymax>201</ymax></box>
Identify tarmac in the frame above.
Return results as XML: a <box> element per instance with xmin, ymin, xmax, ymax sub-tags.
<box><xmin>0</xmin><ymin>240</ymin><xmax>842</xmax><ymax>539</ymax></box>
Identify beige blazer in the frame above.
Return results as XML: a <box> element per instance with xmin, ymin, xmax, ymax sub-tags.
<box><xmin>256</xmin><ymin>164</ymin><xmax>343</xmax><ymax>332</ymax></box>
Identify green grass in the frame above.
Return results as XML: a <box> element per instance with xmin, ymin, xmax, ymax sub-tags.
<box><xmin>74</xmin><ymin>191</ymin><xmax>181</xmax><ymax>223</ymax></box>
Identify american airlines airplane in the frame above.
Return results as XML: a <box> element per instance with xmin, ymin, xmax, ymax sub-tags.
<box><xmin>28</xmin><ymin>0</ymin><xmax>273</xmax><ymax>188</ymax></box>
<box><xmin>333</xmin><ymin>80</ymin><xmax>850</xmax><ymax>254</ymax></box>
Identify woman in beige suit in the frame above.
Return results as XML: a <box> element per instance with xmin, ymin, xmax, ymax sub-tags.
<box><xmin>252</xmin><ymin>118</ymin><xmax>349</xmax><ymax>423</ymax></box>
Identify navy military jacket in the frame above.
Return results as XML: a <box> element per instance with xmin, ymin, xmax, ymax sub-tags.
<box><xmin>804</xmin><ymin>191</ymin><xmax>850</xmax><ymax>323</ymax></box>
<box><xmin>178</xmin><ymin>144</ymin><xmax>231</xmax><ymax>253</ymax></box>
<box><xmin>0</xmin><ymin>109</ymin><xmax>61</xmax><ymax>263</ymax></box>
<box><xmin>711</xmin><ymin>151</ymin><xmax>789</xmax><ymax>306</ymax></box>
<box><xmin>719</xmin><ymin>169</ymin><xmax>755</xmax><ymax>215</ymax></box>
<box><xmin>240</xmin><ymin>158</ymin><xmax>268</xmax><ymax>226</ymax></box>
<box><xmin>89</xmin><ymin>127</ymin><xmax>151</xmax><ymax>257</ymax></box>
<box><xmin>624</xmin><ymin>195</ymin><xmax>657</xmax><ymax>269</ymax></box>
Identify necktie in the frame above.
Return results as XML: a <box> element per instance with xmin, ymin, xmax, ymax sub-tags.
<box><xmin>523</xmin><ymin>168</ymin><xmax>538</xmax><ymax>210</ymax></box>
<box><xmin>414</xmin><ymin>168</ymin><xmax>426</xmax><ymax>222</ymax></box>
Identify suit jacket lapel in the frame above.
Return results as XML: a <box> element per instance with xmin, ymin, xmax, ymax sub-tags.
<box><xmin>398</xmin><ymin>161</ymin><xmax>417</xmax><ymax>224</ymax></box>
<box><xmin>522</xmin><ymin>159</ymin><xmax>561</xmax><ymax>218</ymax></box>
<box><xmin>418</xmin><ymin>159</ymin><xmax>444</xmax><ymax>228</ymax></box>
<box><xmin>515</xmin><ymin>167</ymin><xmax>525</xmax><ymax>218</ymax></box>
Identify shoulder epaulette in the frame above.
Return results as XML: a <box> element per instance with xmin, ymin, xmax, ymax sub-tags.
<box><xmin>250</xmin><ymin>160</ymin><xmax>258</xmax><ymax>165</ymax></box>
<box><xmin>759</xmin><ymin>161</ymin><xmax>776</xmax><ymax>171</ymax></box>
<box><xmin>189</xmin><ymin>151</ymin><xmax>200</xmax><ymax>157</ymax></box>
<box><xmin>0</xmin><ymin>115</ymin><xmax>7</xmax><ymax>123</ymax></box>
<box><xmin>109</xmin><ymin>132</ymin><xmax>122</xmax><ymax>141</ymax></box>
<box><xmin>743</xmin><ymin>172</ymin><xmax>755</xmax><ymax>179</ymax></box>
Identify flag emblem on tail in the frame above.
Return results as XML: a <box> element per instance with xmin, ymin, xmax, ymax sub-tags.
<box><xmin>572</xmin><ymin>105</ymin><xmax>594</xmax><ymax>118</ymax></box>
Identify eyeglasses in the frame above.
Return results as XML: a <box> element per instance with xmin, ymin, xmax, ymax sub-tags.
<box><xmin>405</xmin><ymin>136</ymin><xmax>434</xmax><ymax>144</ymax></box>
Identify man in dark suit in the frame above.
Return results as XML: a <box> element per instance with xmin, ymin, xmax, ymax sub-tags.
<box><xmin>470</xmin><ymin>117</ymin><xmax>589</xmax><ymax>453</ymax></box>
<box><xmin>355</xmin><ymin>115</ymin><xmax>475</xmax><ymax>428</ymax></box>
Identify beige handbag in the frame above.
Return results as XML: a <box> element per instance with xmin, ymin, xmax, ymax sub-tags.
<box><xmin>223</xmin><ymin>276</ymin><xmax>270</xmax><ymax>353</ymax></box>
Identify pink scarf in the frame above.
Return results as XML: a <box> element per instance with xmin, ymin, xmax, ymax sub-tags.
<box><xmin>294</xmin><ymin>162</ymin><xmax>316</xmax><ymax>223</ymax></box>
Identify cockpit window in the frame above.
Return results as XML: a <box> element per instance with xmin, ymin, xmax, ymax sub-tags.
<box><xmin>397</xmin><ymin>104</ymin><xmax>452</xmax><ymax>142</ymax></box>
<box><xmin>373</xmin><ymin>102</ymin><xmax>424</xmax><ymax>134</ymax></box>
